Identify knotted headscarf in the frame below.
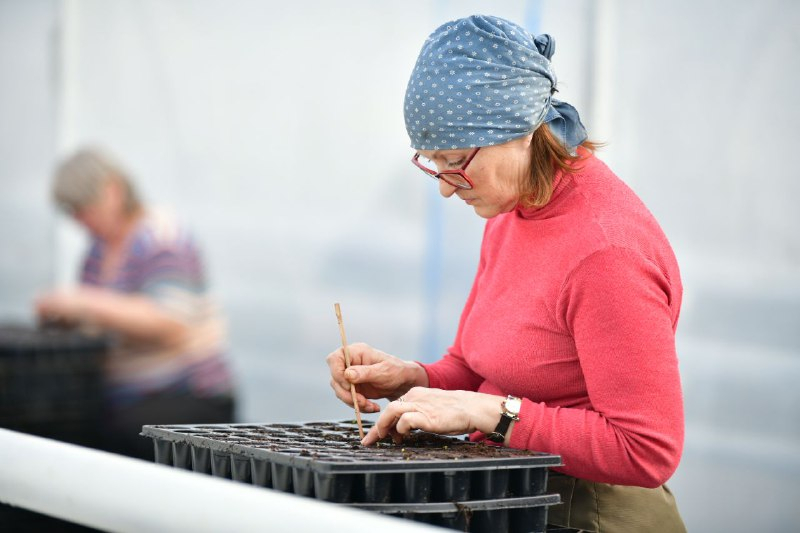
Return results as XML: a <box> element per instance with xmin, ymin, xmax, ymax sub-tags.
<box><xmin>404</xmin><ymin>14</ymin><xmax>587</xmax><ymax>151</ymax></box>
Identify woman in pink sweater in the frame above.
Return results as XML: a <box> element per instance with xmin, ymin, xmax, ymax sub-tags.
<box><xmin>327</xmin><ymin>15</ymin><xmax>685</xmax><ymax>532</ymax></box>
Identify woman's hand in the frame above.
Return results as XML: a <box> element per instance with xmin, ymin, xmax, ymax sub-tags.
<box><xmin>360</xmin><ymin>387</ymin><xmax>508</xmax><ymax>446</ymax></box>
<box><xmin>35</xmin><ymin>285</ymin><xmax>188</xmax><ymax>345</ymax></box>
<box><xmin>326</xmin><ymin>343</ymin><xmax>429</xmax><ymax>414</ymax></box>
<box><xmin>35</xmin><ymin>287</ymin><xmax>91</xmax><ymax>325</ymax></box>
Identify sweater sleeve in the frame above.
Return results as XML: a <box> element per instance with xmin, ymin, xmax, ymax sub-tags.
<box><xmin>508</xmin><ymin>246</ymin><xmax>684</xmax><ymax>488</ymax></box>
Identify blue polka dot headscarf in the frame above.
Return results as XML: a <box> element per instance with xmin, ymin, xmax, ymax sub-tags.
<box><xmin>404</xmin><ymin>14</ymin><xmax>587</xmax><ymax>151</ymax></box>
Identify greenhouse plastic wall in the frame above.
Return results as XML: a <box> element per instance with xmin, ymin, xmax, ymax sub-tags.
<box><xmin>0</xmin><ymin>1</ymin><xmax>798</xmax><ymax>531</ymax></box>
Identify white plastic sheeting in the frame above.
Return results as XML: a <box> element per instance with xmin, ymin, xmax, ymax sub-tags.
<box><xmin>1</xmin><ymin>1</ymin><xmax>799</xmax><ymax>531</ymax></box>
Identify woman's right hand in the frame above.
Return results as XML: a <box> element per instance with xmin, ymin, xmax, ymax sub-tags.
<box><xmin>326</xmin><ymin>342</ymin><xmax>429</xmax><ymax>413</ymax></box>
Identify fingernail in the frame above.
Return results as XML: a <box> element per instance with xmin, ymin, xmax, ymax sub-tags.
<box><xmin>345</xmin><ymin>369</ymin><xmax>357</xmax><ymax>380</ymax></box>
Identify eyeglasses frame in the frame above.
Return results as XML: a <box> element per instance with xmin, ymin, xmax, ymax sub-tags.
<box><xmin>411</xmin><ymin>147</ymin><xmax>481</xmax><ymax>190</ymax></box>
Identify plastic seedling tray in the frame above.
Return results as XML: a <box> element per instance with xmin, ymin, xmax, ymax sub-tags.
<box><xmin>142</xmin><ymin>420</ymin><xmax>562</xmax><ymax>532</ymax></box>
<box><xmin>0</xmin><ymin>325</ymin><xmax>109</xmax><ymax>530</ymax></box>
<box><xmin>351</xmin><ymin>493</ymin><xmax>560</xmax><ymax>532</ymax></box>
<box><xmin>0</xmin><ymin>324</ymin><xmax>107</xmax><ymax>446</ymax></box>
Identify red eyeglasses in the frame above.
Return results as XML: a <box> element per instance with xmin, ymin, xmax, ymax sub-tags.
<box><xmin>411</xmin><ymin>147</ymin><xmax>480</xmax><ymax>190</ymax></box>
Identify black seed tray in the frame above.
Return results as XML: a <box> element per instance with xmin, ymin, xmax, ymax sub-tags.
<box><xmin>143</xmin><ymin>420</ymin><xmax>562</xmax><ymax>531</ymax></box>
<box><xmin>0</xmin><ymin>324</ymin><xmax>108</xmax><ymax>446</ymax></box>
<box><xmin>351</xmin><ymin>494</ymin><xmax>560</xmax><ymax>532</ymax></box>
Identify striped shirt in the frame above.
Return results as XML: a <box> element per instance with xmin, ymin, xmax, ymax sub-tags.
<box><xmin>81</xmin><ymin>209</ymin><xmax>234</xmax><ymax>405</ymax></box>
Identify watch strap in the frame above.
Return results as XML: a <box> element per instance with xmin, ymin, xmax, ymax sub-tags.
<box><xmin>486</xmin><ymin>395</ymin><xmax>521</xmax><ymax>443</ymax></box>
<box><xmin>486</xmin><ymin>414</ymin><xmax>513</xmax><ymax>443</ymax></box>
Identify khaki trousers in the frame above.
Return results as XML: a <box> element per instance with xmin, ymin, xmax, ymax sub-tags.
<box><xmin>546</xmin><ymin>471</ymin><xmax>687</xmax><ymax>533</ymax></box>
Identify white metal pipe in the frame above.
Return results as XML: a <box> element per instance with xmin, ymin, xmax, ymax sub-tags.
<box><xmin>0</xmin><ymin>428</ymin><xmax>438</xmax><ymax>532</ymax></box>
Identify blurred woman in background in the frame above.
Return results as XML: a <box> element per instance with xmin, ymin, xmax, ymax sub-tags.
<box><xmin>36</xmin><ymin>147</ymin><xmax>236</xmax><ymax>459</ymax></box>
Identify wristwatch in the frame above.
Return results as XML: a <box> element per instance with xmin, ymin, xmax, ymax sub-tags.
<box><xmin>486</xmin><ymin>395</ymin><xmax>522</xmax><ymax>443</ymax></box>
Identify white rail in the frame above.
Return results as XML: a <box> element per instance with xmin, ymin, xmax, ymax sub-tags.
<box><xmin>0</xmin><ymin>428</ymin><xmax>437</xmax><ymax>532</ymax></box>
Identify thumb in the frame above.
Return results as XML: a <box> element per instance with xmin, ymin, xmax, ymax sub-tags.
<box><xmin>345</xmin><ymin>365</ymin><xmax>370</xmax><ymax>383</ymax></box>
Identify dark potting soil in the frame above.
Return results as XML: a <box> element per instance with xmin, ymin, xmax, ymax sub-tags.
<box><xmin>143</xmin><ymin>419</ymin><xmax>556</xmax><ymax>464</ymax></box>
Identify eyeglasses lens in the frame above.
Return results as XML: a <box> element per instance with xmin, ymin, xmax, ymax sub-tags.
<box><xmin>415</xmin><ymin>155</ymin><xmax>471</xmax><ymax>189</ymax></box>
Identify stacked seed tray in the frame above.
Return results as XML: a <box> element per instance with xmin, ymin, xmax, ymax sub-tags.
<box><xmin>0</xmin><ymin>324</ymin><xmax>107</xmax><ymax>446</ymax></box>
<box><xmin>0</xmin><ymin>324</ymin><xmax>109</xmax><ymax>531</ymax></box>
<box><xmin>142</xmin><ymin>419</ymin><xmax>564</xmax><ymax>532</ymax></box>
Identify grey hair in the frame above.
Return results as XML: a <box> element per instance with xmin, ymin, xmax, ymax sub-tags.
<box><xmin>52</xmin><ymin>147</ymin><xmax>141</xmax><ymax>215</ymax></box>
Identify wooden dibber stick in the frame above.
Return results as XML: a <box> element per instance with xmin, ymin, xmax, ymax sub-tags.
<box><xmin>334</xmin><ymin>303</ymin><xmax>365</xmax><ymax>440</ymax></box>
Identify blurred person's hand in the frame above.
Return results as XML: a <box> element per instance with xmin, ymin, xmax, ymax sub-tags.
<box><xmin>35</xmin><ymin>285</ymin><xmax>188</xmax><ymax>345</ymax></box>
<box><xmin>35</xmin><ymin>286</ymin><xmax>91</xmax><ymax>325</ymax></box>
<box><xmin>327</xmin><ymin>343</ymin><xmax>429</xmax><ymax>413</ymax></box>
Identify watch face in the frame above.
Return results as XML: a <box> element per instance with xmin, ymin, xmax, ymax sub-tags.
<box><xmin>505</xmin><ymin>397</ymin><xmax>522</xmax><ymax>415</ymax></box>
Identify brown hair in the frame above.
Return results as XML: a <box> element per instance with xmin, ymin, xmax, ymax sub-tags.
<box><xmin>520</xmin><ymin>125</ymin><xmax>602</xmax><ymax>208</ymax></box>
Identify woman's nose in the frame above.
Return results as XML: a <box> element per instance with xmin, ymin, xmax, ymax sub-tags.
<box><xmin>438</xmin><ymin>178</ymin><xmax>457</xmax><ymax>198</ymax></box>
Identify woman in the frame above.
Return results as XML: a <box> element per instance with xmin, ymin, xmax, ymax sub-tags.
<box><xmin>36</xmin><ymin>147</ymin><xmax>236</xmax><ymax>460</ymax></box>
<box><xmin>327</xmin><ymin>15</ymin><xmax>685</xmax><ymax>532</ymax></box>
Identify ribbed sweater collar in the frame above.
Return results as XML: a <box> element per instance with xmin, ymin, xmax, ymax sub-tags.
<box><xmin>514</xmin><ymin>151</ymin><xmax>599</xmax><ymax>220</ymax></box>
<box><xmin>514</xmin><ymin>166</ymin><xmax>573</xmax><ymax>220</ymax></box>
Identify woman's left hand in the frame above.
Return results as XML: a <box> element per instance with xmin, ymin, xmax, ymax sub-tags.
<box><xmin>35</xmin><ymin>286</ymin><xmax>189</xmax><ymax>345</ymax></box>
<box><xmin>35</xmin><ymin>287</ymin><xmax>92</xmax><ymax>324</ymax></box>
<box><xmin>361</xmin><ymin>387</ymin><xmax>506</xmax><ymax>446</ymax></box>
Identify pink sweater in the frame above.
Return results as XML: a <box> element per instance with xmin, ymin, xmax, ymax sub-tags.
<box><xmin>421</xmin><ymin>154</ymin><xmax>683</xmax><ymax>488</ymax></box>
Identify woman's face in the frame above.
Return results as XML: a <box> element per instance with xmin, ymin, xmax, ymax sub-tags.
<box><xmin>417</xmin><ymin>135</ymin><xmax>532</xmax><ymax>219</ymax></box>
<box><xmin>73</xmin><ymin>179</ymin><xmax>127</xmax><ymax>240</ymax></box>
